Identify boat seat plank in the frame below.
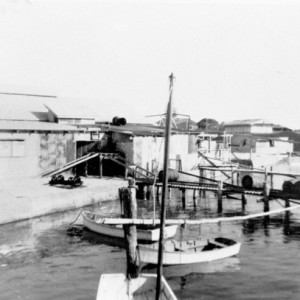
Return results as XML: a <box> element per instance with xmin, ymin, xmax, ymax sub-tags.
<box><xmin>209</xmin><ymin>240</ymin><xmax>228</xmax><ymax>248</ymax></box>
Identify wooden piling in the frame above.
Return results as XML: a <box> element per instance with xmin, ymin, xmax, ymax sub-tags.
<box><xmin>284</xmin><ymin>198</ymin><xmax>290</xmax><ymax>233</ymax></box>
<box><xmin>182</xmin><ymin>188</ymin><xmax>186</xmax><ymax>209</ymax></box>
<box><xmin>199</xmin><ymin>169</ymin><xmax>203</xmax><ymax>197</ymax></box>
<box><xmin>263</xmin><ymin>181</ymin><xmax>270</xmax><ymax>212</ymax></box>
<box><xmin>146</xmin><ymin>185</ymin><xmax>151</xmax><ymax>200</ymax></box>
<box><xmin>121</xmin><ymin>180</ymin><xmax>140</xmax><ymax>279</ymax></box>
<box><xmin>99</xmin><ymin>156</ymin><xmax>103</xmax><ymax>178</ymax></box>
<box><xmin>217</xmin><ymin>180</ymin><xmax>223</xmax><ymax>212</ymax></box>
<box><xmin>242</xmin><ymin>193</ymin><xmax>246</xmax><ymax>210</ymax></box>
<box><xmin>270</xmin><ymin>167</ymin><xmax>273</xmax><ymax>190</ymax></box>
<box><xmin>193</xmin><ymin>189</ymin><xmax>196</xmax><ymax>200</ymax></box>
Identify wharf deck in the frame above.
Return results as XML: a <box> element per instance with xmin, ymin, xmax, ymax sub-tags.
<box><xmin>136</xmin><ymin>179</ymin><xmax>265</xmax><ymax>196</ymax></box>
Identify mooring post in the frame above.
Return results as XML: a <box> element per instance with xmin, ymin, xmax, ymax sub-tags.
<box><xmin>182</xmin><ymin>188</ymin><xmax>186</xmax><ymax>209</ymax></box>
<box><xmin>193</xmin><ymin>189</ymin><xmax>196</xmax><ymax>200</ymax></box>
<box><xmin>193</xmin><ymin>189</ymin><xmax>197</xmax><ymax>210</ymax></box>
<box><xmin>242</xmin><ymin>193</ymin><xmax>246</xmax><ymax>210</ymax></box>
<box><xmin>217</xmin><ymin>180</ymin><xmax>223</xmax><ymax>212</ymax></box>
<box><xmin>121</xmin><ymin>179</ymin><xmax>140</xmax><ymax>279</ymax></box>
<box><xmin>99</xmin><ymin>156</ymin><xmax>103</xmax><ymax>178</ymax></box>
<box><xmin>284</xmin><ymin>198</ymin><xmax>291</xmax><ymax>233</ymax></box>
<box><xmin>270</xmin><ymin>166</ymin><xmax>273</xmax><ymax>190</ymax></box>
<box><xmin>263</xmin><ymin>174</ymin><xmax>270</xmax><ymax>212</ymax></box>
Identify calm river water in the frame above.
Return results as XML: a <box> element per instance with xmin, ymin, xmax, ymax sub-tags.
<box><xmin>1</xmin><ymin>190</ymin><xmax>300</xmax><ymax>300</ymax></box>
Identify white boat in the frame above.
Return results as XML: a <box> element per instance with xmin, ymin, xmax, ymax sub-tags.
<box><xmin>82</xmin><ymin>211</ymin><xmax>178</xmax><ymax>242</ymax></box>
<box><xmin>139</xmin><ymin>237</ymin><xmax>241</xmax><ymax>265</ymax></box>
<box><xmin>96</xmin><ymin>273</ymin><xmax>177</xmax><ymax>300</ymax></box>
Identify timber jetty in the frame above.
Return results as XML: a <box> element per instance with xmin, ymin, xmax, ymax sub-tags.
<box><xmin>135</xmin><ymin>168</ymin><xmax>300</xmax><ymax>213</ymax></box>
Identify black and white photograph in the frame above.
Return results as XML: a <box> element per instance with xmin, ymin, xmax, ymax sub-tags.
<box><xmin>1</xmin><ymin>0</ymin><xmax>300</xmax><ymax>299</ymax></box>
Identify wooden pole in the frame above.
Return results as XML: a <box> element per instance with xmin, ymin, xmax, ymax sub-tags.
<box><xmin>193</xmin><ymin>189</ymin><xmax>196</xmax><ymax>200</ymax></box>
<box><xmin>121</xmin><ymin>179</ymin><xmax>140</xmax><ymax>279</ymax></box>
<box><xmin>242</xmin><ymin>193</ymin><xmax>246</xmax><ymax>210</ymax></box>
<box><xmin>270</xmin><ymin>166</ymin><xmax>273</xmax><ymax>190</ymax></box>
<box><xmin>156</xmin><ymin>73</ymin><xmax>173</xmax><ymax>300</ymax></box>
<box><xmin>182</xmin><ymin>188</ymin><xmax>186</xmax><ymax>209</ymax></box>
<box><xmin>284</xmin><ymin>198</ymin><xmax>291</xmax><ymax>234</ymax></box>
<box><xmin>263</xmin><ymin>170</ymin><xmax>270</xmax><ymax>212</ymax></box>
<box><xmin>99</xmin><ymin>156</ymin><xmax>103</xmax><ymax>178</ymax></box>
<box><xmin>217</xmin><ymin>180</ymin><xmax>223</xmax><ymax>213</ymax></box>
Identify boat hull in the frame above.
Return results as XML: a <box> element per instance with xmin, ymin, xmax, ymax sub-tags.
<box><xmin>82</xmin><ymin>212</ymin><xmax>177</xmax><ymax>242</ymax></box>
<box><xmin>96</xmin><ymin>273</ymin><xmax>177</xmax><ymax>300</ymax></box>
<box><xmin>139</xmin><ymin>238</ymin><xmax>241</xmax><ymax>265</ymax></box>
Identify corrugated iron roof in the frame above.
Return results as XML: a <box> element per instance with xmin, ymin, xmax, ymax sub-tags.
<box><xmin>0</xmin><ymin>94</ymin><xmax>52</xmax><ymax>121</ymax></box>
<box><xmin>224</xmin><ymin>119</ymin><xmax>273</xmax><ymax>126</ymax></box>
<box><xmin>45</xmin><ymin>101</ymin><xmax>96</xmax><ymax>119</ymax></box>
<box><xmin>103</xmin><ymin>123</ymin><xmax>199</xmax><ymax>136</ymax></box>
<box><xmin>0</xmin><ymin>120</ymin><xmax>79</xmax><ymax>132</ymax></box>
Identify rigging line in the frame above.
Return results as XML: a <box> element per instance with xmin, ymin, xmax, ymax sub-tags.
<box><xmin>69</xmin><ymin>209</ymin><xmax>83</xmax><ymax>225</ymax></box>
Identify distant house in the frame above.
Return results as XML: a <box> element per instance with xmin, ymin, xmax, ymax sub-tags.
<box><xmin>272</xmin><ymin>124</ymin><xmax>292</xmax><ymax>132</ymax></box>
<box><xmin>224</xmin><ymin>119</ymin><xmax>273</xmax><ymax>134</ymax></box>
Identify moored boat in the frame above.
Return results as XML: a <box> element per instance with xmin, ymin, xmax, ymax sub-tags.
<box><xmin>139</xmin><ymin>237</ymin><xmax>241</xmax><ymax>265</ymax></box>
<box><xmin>82</xmin><ymin>211</ymin><xmax>178</xmax><ymax>242</ymax></box>
<box><xmin>96</xmin><ymin>273</ymin><xmax>177</xmax><ymax>300</ymax></box>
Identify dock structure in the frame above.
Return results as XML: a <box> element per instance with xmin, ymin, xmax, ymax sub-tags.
<box><xmin>135</xmin><ymin>172</ymin><xmax>300</xmax><ymax>214</ymax></box>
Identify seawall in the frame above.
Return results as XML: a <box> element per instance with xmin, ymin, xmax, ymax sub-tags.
<box><xmin>0</xmin><ymin>177</ymin><xmax>127</xmax><ymax>225</ymax></box>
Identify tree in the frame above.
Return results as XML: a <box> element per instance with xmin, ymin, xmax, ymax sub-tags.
<box><xmin>197</xmin><ymin>118</ymin><xmax>219</xmax><ymax>131</ymax></box>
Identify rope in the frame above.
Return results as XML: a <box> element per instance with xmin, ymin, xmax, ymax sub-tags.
<box><xmin>69</xmin><ymin>209</ymin><xmax>83</xmax><ymax>225</ymax></box>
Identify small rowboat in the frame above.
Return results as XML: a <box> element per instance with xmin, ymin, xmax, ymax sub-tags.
<box><xmin>96</xmin><ymin>273</ymin><xmax>177</xmax><ymax>300</ymax></box>
<box><xmin>139</xmin><ymin>237</ymin><xmax>241</xmax><ymax>265</ymax></box>
<box><xmin>82</xmin><ymin>211</ymin><xmax>178</xmax><ymax>242</ymax></box>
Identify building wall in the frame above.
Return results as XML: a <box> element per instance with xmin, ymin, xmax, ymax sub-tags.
<box><xmin>250</xmin><ymin>125</ymin><xmax>273</xmax><ymax>134</ymax></box>
<box><xmin>39</xmin><ymin>133</ymin><xmax>76</xmax><ymax>173</ymax></box>
<box><xmin>132</xmin><ymin>134</ymin><xmax>198</xmax><ymax>175</ymax></box>
<box><xmin>225</xmin><ymin>125</ymin><xmax>251</xmax><ymax>134</ymax></box>
<box><xmin>230</xmin><ymin>135</ymin><xmax>293</xmax><ymax>154</ymax></box>
<box><xmin>0</xmin><ymin>132</ymin><xmax>76</xmax><ymax>180</ymax></box>
<box><xmin>225</xmin><ymin>124</ymin><xmax>273</xmax><ymax>134</ymax></box>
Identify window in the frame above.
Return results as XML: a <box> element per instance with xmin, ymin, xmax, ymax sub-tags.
<box><xmin>0</xmin><ymin>140</ymin><xmax>25</xmax><ymax>157</ymax></box>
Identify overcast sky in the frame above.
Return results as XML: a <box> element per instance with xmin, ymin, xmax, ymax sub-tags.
<box><xmin>1</xmin><ymin>0</ymin><xmax>300</xmax><ymax>128</ymax></box>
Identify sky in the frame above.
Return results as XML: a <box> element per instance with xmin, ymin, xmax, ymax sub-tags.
<box><xmin>1</xmin><ymin>0</ymin><xmax>300</xmax><ymax>128</ymax></box>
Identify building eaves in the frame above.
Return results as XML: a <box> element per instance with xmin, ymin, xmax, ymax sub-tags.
<box><xmin>0</xmin><ymin>120</ymin><xmax>80</xmax><ymax>132</ymax></box>
<box><xmin>224</xmin><ymin>119</ymin><xmax>273</xmax><ymax>126</ymax></box>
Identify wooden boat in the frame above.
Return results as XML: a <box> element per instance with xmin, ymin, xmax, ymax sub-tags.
<box><xmin>139</xmin><ymin>237</ymin><xmax>241</xmax><ymax>265</ymax></box>
<box><xmin>96</xmin><ymin>273</ymin><xmax>177</xmax><ymax>300</ymax></box>
<box><xmin>82</xmin><ymin>211</ymin><xmax>178</xmax><ymax>242</ymax></box>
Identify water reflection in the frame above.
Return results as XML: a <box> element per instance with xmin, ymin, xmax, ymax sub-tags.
<box><xmin>1</xmin><ymin>192</ymin><xmax>300</xmax><ymax>300</ymax></box>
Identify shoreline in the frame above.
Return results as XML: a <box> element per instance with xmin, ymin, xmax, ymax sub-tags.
<box><xmin>0</xmin><ymin>176</ymin><xmax>127</xmax><ymax>225</ymax></box>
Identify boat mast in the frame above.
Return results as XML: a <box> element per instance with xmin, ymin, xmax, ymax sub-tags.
<box><xmin>156</xmin><ymin>73</ymin><xmax>174</xmax><ymax>300</ymax></box>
